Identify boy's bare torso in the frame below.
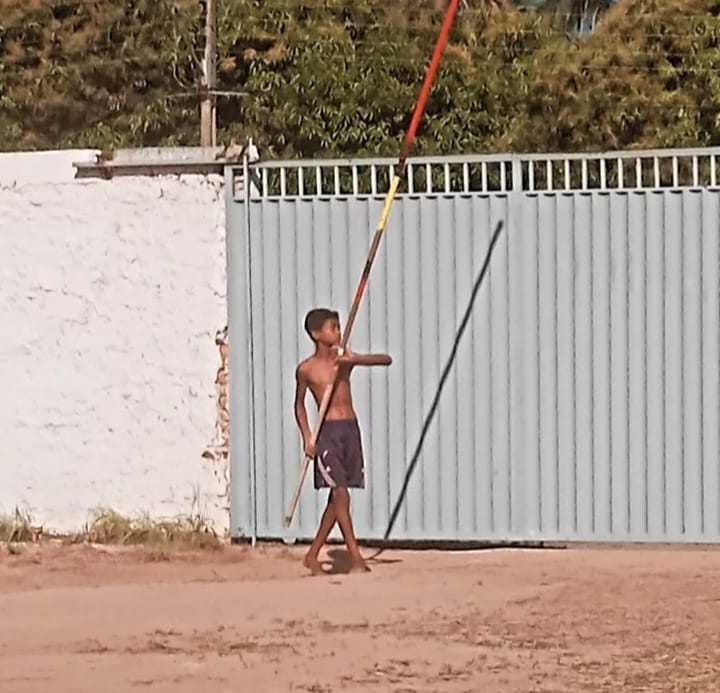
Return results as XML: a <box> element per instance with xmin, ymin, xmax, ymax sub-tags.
<box><xmin>298</xmin><ymin>354</ymin><xmax>356</xmax><ymax>421</ymax></box>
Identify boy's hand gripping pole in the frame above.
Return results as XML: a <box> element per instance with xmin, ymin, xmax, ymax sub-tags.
<box><xmin>284</xmin><ymin>0</ymin><xmax>462</xmax><ymax>528</ymax></box>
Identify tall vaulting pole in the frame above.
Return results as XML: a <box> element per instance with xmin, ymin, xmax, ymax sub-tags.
<box><xmin>285</xmin><ymin>0</ymin><xmax>462</xmax><ymax>527</ymax></box>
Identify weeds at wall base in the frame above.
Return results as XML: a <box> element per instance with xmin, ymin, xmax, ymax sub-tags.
<box><xmin>0</xmin><ymin>507</ymin><xmax>38</xmax><ymax>544</ymax></box>
<box><xmin>0</xmin><ymin>506</ymin><xmax>223</xmax><ymax>552</ymax></box>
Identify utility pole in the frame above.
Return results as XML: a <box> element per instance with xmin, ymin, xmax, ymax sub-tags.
<box><xmin>200</xmin><ymin>0</ymin><xmax>217</xmax><ymax>147</ymax></box>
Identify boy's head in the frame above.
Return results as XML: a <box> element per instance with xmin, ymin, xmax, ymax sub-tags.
<box><xmin>304</xmin><ymin>308</ymin><xmax>341</xmax><ymax>346</ymax></box>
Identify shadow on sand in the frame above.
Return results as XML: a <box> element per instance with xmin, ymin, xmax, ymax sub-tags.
<box><xmin>370</xmin><ymin>220</ymin><xmax>505</xmax><ymax>559</ymax></box>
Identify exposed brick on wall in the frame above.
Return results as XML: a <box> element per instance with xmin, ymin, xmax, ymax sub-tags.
<box><xmin>0</xmin><ymin>151</ymin><xmax>229</xmax><ymax>533</ymax></box>
<box><xmin>202</xmin><ymin>327</ymin><xmax>229</xmax><ymax>510</ymax></box>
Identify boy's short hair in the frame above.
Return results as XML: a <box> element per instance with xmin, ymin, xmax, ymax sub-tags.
<box><xmin>304</xmin><ymin>308</ymin><xmax>339</xmax><ymax>341</ymax></box>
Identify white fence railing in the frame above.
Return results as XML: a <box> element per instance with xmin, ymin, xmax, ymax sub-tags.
<box><xmin>232</xmin><ymin>147</ymin><xmax>720</xmax><ymax>199</ymax></box>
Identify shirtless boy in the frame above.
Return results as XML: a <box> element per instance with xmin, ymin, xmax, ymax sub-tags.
<box><xmin>294</xmin><ymin>308</ymin><xmax>392</xmax><ymax>575</ymax></box>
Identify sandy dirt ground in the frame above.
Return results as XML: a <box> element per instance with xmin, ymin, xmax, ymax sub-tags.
<box><xmin>1</xmin><ymin>542</ymin><xmax>719</xmax><ymax>693</ymax></box>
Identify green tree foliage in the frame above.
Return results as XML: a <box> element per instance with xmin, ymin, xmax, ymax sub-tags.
<box><xmin>505</xmin><ymin>0</ymin><xmax>720</xmax><ymax>152</ymax></box>
<box><xmin>0</xmin><ymin>0</ymin><xmax>203</xmax><ymax>150</ymax></box>
<box><xmin>0</xmin><ymin>0</ymin><xmax>719</xmax><ymax>156</ymax></box>
<box><xmin>215</xmin><ymin>1</ymin><xmax>555</xmax><ymax>157</ymax></box>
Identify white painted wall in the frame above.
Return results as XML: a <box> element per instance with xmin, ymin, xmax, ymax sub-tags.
<box><xmin>0</xmin><ymin>150</ymin><xmax>229</xmax><ymax>533</ymax></box>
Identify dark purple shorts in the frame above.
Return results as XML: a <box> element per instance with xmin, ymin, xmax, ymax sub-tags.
<box><xmin>314</xmin><ymin>419</ymin><xmax>365</xmax><ymax>489</ymax></box>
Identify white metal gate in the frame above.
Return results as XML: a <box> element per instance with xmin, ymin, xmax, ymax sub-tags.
<box><xmin>226</xmin><ymin>148</ymin><xmax>720</xmax><ymax>544</ymax></box>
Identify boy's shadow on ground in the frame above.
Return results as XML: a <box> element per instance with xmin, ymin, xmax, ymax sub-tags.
<box><xmin>322</xmin><ymin>548</ymin><xmax>402</xmax><ymax>575</ymax></box>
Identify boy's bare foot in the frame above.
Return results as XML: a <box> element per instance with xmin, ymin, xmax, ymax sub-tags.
<box><xmin>349</xmin><ymin>559</ymin><xmax>371</xmax><ymax>574</ymax></box>
<box><xmin>303</xmin><ymin>553</ymin><xmax>324</xmax><ymax>576</ymax></box>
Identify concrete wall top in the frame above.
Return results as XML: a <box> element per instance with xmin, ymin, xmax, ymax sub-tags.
<box><xmin>0</xmin><ymin>149</ymin><xmax>100</xmax><ymax>186</ymax></box>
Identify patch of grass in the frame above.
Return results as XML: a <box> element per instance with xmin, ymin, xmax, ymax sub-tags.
<box><xmin>0</xmin><ymin>507</ymin><xmax>37</xmax><ymax>543</ymax></box>
<box><xmin>0</xmin><ymin>505</ymin><xmax>222</xmax><ymax>551</ymax></box>
<box><xmin>78</xmin><ymin>508</ymin><xmax>221</xmax><ymax>550</ymax></box>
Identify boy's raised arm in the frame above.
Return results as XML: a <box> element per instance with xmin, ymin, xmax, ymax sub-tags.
<box><xmin>335</xmin><ymin>347</ymin><xmax>392</xmax><ymax>367</ymax></box>
<box><xmin>353</xmin><ymin>353</ymin><xmax>392</xmax><ymax>367</ymax></box>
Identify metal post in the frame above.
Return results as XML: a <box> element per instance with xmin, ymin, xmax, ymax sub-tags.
<box><xmin>242</xmin><ymin>146</ymin><xmax>258</xmax><ymax>546</ymax></box>
<box><xmin>201</xmin><ymin>0</ymin><xmax>218</xmax><ymax>147</ymax></box>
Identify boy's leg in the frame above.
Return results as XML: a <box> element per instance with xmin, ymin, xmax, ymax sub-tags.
<box><xmin>303</xmin><ymin>493</ymin><xmax>336</xmax><ymax>575</ymax></box>
<box><xmin>330</xmin><ymin>487</ymin><xmax>368</xmax><ymax>572</ymax></box>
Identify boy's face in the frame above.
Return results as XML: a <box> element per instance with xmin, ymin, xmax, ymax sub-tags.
<box><xmin>313</xmin><ymin>317</ymin><xmax>341</xmax><ymax>347</ymax></box>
